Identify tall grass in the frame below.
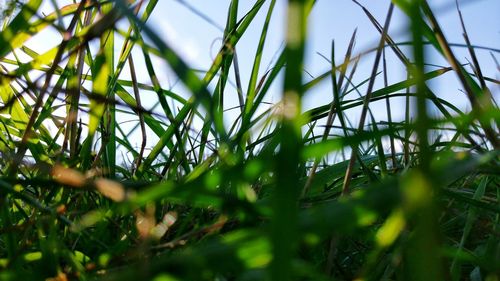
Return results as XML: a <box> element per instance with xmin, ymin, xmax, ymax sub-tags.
<box><xmin>0</xmin><ymin>0</ymin><xmax>498</xmax><ymax>280</ymax></box>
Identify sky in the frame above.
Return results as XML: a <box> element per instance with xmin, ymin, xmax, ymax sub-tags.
<box><xmin>9</xmin><ymin>0</ymin><xmax>500</xmax><ymax>160</ymax></box>
<box><xmin>143</xmin><ymin>0</ymin><xmax>499</xmax><ymax>135</ymax></box>
<box><xmin>143</xmin><ymin>0</ymin><xmax>500</xmax><ymax>121</ymax></box>
<box><xmin>30</xmin><ymin>0</ymin><xmax>500</xmax><ymax>102</ymax></box>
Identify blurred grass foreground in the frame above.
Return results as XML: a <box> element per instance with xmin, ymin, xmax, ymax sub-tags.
<box><xmin>0</xmin><ymin>0</ymin><xmax>498</xmax><ymax>280</ymax></box>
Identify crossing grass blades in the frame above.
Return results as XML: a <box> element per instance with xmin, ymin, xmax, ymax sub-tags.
<box><xmin>0</xmin><ymin>0</ymin><xmax>498</xmax><ymax>280</ymax></box>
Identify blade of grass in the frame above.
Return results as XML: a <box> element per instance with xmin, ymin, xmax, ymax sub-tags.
<box><xmin>341</xmin><ymin>3</ymin><xmax>394</xmax><ymax>195</ymax></box>
<box><xmin>404</xmin><ymin>1</ymin><xmax>443</xmax><ymax>280</ymax></box>
<box><xmin>270</xmin><ymin>0</ymin><xmax>309</xmax><ymax>279</ymax></box>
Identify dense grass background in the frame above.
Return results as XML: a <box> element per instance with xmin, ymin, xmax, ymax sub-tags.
<box><xmin>0</xmin><ymin>0</ymin><xmax>498</xmax><ymax>280</ymax></box>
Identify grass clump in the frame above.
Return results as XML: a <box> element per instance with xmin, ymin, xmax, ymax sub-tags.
<box><xmin>0</xmin><ymin>0</ymin><xmax>498</xmax><ymax>280</ymax></box>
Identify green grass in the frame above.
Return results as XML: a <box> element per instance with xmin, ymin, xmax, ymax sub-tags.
<box><xmin>0</xmin><ymin>0</ymin><xmax>498</xmax><ymax>280</ymax></box>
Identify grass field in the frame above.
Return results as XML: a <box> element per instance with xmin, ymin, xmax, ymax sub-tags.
<box><xmin>0</xmin><ymin>0</ymin><xmax>498</xmax><ymax>280</ymax></box>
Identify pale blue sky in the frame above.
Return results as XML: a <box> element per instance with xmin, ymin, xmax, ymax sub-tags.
<box><xmin>29</xmin><ymin>0</ymin><xmax>500</xmax><ymax>159</ymax></box>
<box><xmin>33</xmin><ymin>0</ymin><xmax>499</xmax><ymax>113</ymax></box>
<box><xmin>146</xmin><ymin>0</ymin><xmax>499</xmax><ymax>119</ymax></box>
